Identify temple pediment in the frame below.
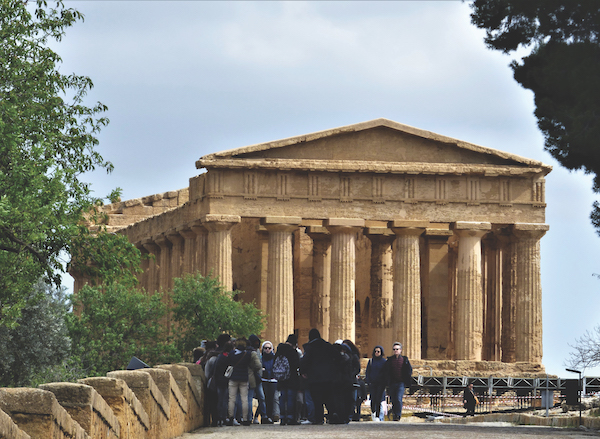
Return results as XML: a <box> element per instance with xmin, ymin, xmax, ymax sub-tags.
<box><xmin>197</xmin><ymin>118</ymin><xmax>551</xmax><ymax>175</ymax></box>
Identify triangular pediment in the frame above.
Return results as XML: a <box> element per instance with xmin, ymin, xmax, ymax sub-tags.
<box><xmin>197</xmin><ymin>119</ymin><xmax>551</xmax><ymax>175</ymax></box>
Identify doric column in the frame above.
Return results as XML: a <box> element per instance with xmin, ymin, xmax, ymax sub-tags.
<box><xmin>326</xmin><ymin>218</ymin><xmax>365</xmax><ymax>343</ymax></box>
<box><xmin>154</xmin><ymin>234</ymin><xmax>172</xmax><ymax>293</ymax></box>
<box><xmin>190</xmin><ymin>221</ymin><xmax>208</xmax><ymax>277</ymax></box>
<box><xmin>141</xmin><ymin>239</ymin><xmax>160</xmax><ymax>293</ymax></box>
<box><xmin>136</xmin><ymin>243</ymin><xmax>150</xmax><ymax>292</ymax></box>
<box><xmin>202</xmin><ymin>214</ymin><xmax>241</xmax><ymax>291</ymax></box>
<box><xmin>166</xmin><ymin>230</ymin><xmax>184</xmax><ymax>286</ymax></box>
<box><xmin>365</xmin><ymin>228</ymin><xmax>395</xmax><ymax>353</ymax></box>
<box><xmin>483</xmin><ymin>233</ymin><xmax>502</xmax><ymax>362</ymax></box>
<box><xmin>513</xmin><ymin>223</ymin><xmax>548</xmax><ymax>363</ymax></box>
<box><xmin>499</xmin><ymin>233</ymin><xmax>517</xmax><ymax>363</ymax></box>
<box><xmin>154</xmin><ymin>233</ymin><xmax>173</xmax><ymax>334</ymax></box>
<box><xmin>307</xmin><ymin>227</ymin><xmax>331</xmax><ymax>342</ymax></box>
<box><xmin>177</xmin><ymin>226</ymin><xmax>197</xmax><ymax>276</ymax></box>
<box><xmin>391</xmin><ymin>220</ymin><xmax>427</xmax><ymax>360</ymax></box>
<box><xmin>453</xmin><ymin>221</ymin><xmax>491</xmax><ymax>360</ymax></box>
<box><xmin>263</xmin><ymin>217</ymin><xmax>301</xmax><ymax>345</ymax></box>
<box><xmin>423</xmin><ymin>228</ymin><xmax>453</xmax><ymax>360</ymax></box>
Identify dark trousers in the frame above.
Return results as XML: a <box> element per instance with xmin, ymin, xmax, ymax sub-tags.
<box><xmin>308</xmin><ymin>382</ymin><xmax>334</xmax><ymax>425</ymax></box>
<box><xmin>263</xmin><ymin>381</ymin><xmax>277</xmax><ymax>418</ymax></box>
<box><xmin>370</xmin><ymin>383</ymin><xmax>386</xmax><ymax>417</ymax></box>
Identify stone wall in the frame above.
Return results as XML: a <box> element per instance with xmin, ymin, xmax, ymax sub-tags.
<box><xmin>440</xmin><ymin>411</ymin><xmax>600</xmax><ymax>429</ymax></box>
<box><xmin>0</xmin><ymin>363</ymin><xmax>204</xmax><ymax>439</ymax></box>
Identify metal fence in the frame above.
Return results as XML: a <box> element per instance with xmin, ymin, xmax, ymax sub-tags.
<box><xmin>371</xmin><ymin>375</ymin><xmax>600</xmax><ymax>417</ymax></box>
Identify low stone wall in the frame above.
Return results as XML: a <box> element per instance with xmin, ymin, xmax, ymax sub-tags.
<box><xmin>39</xmin><ymin>383</ymin><xmax>119</xmax><ymax>439</ymax></box>
<box><xmin>439</xmin><ymin>412</ymin><xmax>600</xmax><ymax>429</ymax></box>
<box><xmin>0</xmin><ymin>388</ymin><xmax>88</xmax><ymax>439</ymax></box>
<box><xmin>0</xmin><ymin>363</ymin><xmax>204</xmax><ymax>439</ymax></box>
<box><xmin>79</xmin><ymin>377</ymin><xmax>149</xmax><ymax>439</ymax></box>
<box><xmin>0</xmin><ymin>406</ymin><xmax>30</xmax><ymax>439</ymax></box>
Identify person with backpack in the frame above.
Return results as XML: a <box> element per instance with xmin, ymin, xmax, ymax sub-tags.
<box><xmin>273</xmin><ymin>334</ymin><xmax>300</xmax><ymax>425</ymax></box>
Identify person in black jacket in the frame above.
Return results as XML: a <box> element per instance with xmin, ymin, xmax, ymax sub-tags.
<box><xmin>365</xmin><ymin>345</ymin><xmax>387</xmax><ymax>421</ymax></box>
<box><xmin>214</xmin><ymin>339</ymin><xmax>233</xmax><ymax>426</ymax></box>
<box><xmin>463</xmin><ymin>382</ymin><xmax>478</xmax><ymax>416</ymax></box>
<box><xmin>274</xmin><ymin>335</ymin><xmax>300</xmax><ymax>425</ymax></box>
<box><xmin>382</xmin><ymin>342</ymin><xmax>412</xmax><ymax>421</ymax></box>
<box><xmin>331</xmin><ymin>341</ymin><xmax>354</xmax><ymax>424</ymax></box>
<box><xmin>343</xmin><ymin>339</ymin><xmax>362</xmax><ymax>421</ymax></box>
<box><xmin>227</xmin><ymin>339</ymin><xmax>256</xmax><ymax>426</ymax></box>
<box><xmin>299</xmin><ymin>328</ymin><xmax>337</xmax><ymax>425</ymax></box>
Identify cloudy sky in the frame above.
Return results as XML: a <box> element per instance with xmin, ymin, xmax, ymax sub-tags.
<box><xmin>54</xmin><ymin>1</ymin><xmax>600</xmax><ymax>377</ymax></box>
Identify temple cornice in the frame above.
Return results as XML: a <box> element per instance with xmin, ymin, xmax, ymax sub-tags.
<box><xmin>197</xmin><ymin>158</ymin><xmax>548</xmax><ymax>177</ymax></box>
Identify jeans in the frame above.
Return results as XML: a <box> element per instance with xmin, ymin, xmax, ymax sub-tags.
<box><xmin>389</xmin><ymin>382</ymin><xmax>405</xmax><ymax>418</ymax></box>
<box><xmin>249</xmin><ymin>381</ymin><xmax>268</xmax><ymax>420</ymax></box>
<box><xmin>262</xmin><ymin>381</ymin><xmax>277</xmax><ymax>418</ymax></box>
<box><xmin>279</xmin><ymin>388</ymin><xmax>296</xmax><ymax>423</ymax></box>
<box><xmin>217</xmin><ymin>385</ymin><xmax>229</xmax><ymax>422</ymax></box>
<box><xmin>304</xmin><ymin>389</ymin><xmax>315</xmax><ymax>423</ymax></box>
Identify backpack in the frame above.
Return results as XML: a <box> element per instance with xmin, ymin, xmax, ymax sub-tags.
<box><xmin>273</xmin><ymin>355</ymin><xmax>291</xmax><ymax>381</ymax></box>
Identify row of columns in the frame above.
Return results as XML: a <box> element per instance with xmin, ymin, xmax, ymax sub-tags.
<box><xmin>134</xmin><ymin>214</ymin><xmax>547</xmax><ymax>364</ymax></box>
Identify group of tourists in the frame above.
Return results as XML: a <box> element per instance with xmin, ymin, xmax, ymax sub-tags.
<box><xmin>198</xmin><ymin>328</ymin><xmax>414</xmax><ymax>426</ymax></box>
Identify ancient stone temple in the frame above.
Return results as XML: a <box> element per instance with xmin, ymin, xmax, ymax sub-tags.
<box><xmin>76</xmin><ymin>119</ymin><xmax>551</xmax><ymax>373</ymax></box>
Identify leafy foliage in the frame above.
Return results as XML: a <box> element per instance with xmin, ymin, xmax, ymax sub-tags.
<box><xmin>469</xmin><ymin>0</ymin><xmax>600</xmax><ymax>53</ymax></box>
<box><xmin>69</xmin><ymin>226</ymin><xmax>144</xmax><ymax>289</ymax></box>
<box><xmin>67</xmin><ymin>282</ymin><xmax>179</xmax><ymax>377</ymax></box>
<box><xmin>0</xmin><ymin>0</ymin><xmax>112</xmax><ymax>326</ymax></box>
<box><xmin>171</xmin><ymin>272</ymin><xmax>265</xmax><ymax>356</ymax></box>
<box><xmin>469</xmin><ymin>1</ymin><xmax>600</xmax><ymax>232</ymax></box>
<box><xmin>0</xmin><ymin>281</ymin><xmax>72</xmax><ymax>387</ymax></box>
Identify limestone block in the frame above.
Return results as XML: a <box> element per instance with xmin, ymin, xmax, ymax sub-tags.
<box><xmin>39</xmin><ymin>383</ymin><xmax>119</xmax><ymax>439</ymax></box>
<box><xmin>326</xmin><ymin>218</ymin><xmax>365</xmax><ymax>227</ymax></box>
<box><xmin>107</xmin><ymin>370</ymin><xmax>169</xmax><ymax>439</ymax></box>
<box><xmin>124</xmin><ymin>198</ymin><xmax>143</xmax><ymax>208</ymax></box>
<box><xmin>79</xmin><ymin>377</ymin><xmax>149</xmax><ymax>439</ymax></box>
<box><xmin>0</xmin><ymin>388</ymin><xmax>88</xmax><ymax>439</ymax></box>
<box><xmin>107</xmin><ymin>214</ymin><xmax>150</xmax><ymax>226</ymax></box>
<box><xmin>584</xmin><ymin>416</ymin><xmax>600</xmax><ymax>429</ymax></box>
<box><xmin>142</xmin><ymin>368</ymin><xmax>187</xmax><ymax>438</ymax></box>
<box><xmin>0</xmin><ymin>408</ymin><xmax>30</xmax><ymax>439</ymax></box>
<box><xmin>119</xmin><ymin>205</ymin><xmax>154</xmax><ymax>216</ymax></box>
<box><xmin>156</xmin><ymin>364</ymin><xmax>203</xmax><ymax>431</ymax></box>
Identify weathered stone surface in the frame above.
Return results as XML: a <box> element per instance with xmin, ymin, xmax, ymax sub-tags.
<box><xmin>0</xmin><ymin>388</ymin><xmax>88</xmax><ymax>439</ymax></box>
<box><xmin>79</xmin><ymin>376</ymin><xmax>149</xmax><ymax>439</ymax></box>
<box><xmin>40</xmin><ymin>382</ymin><xmax>119</xmax><ymax>439</ymax></box>
<box><xmin>106</xmin><ymin>370</ymin><xmax>169</xmax><ymax>439</ymax></box>
<box><xmin>157</xmin><ymin>364</ymin><xmax>204</xmax><ymax>431</ymax></box>
<box><xmin>0</xmin><ymin>408</ymin><xmax>30</xmax><ymax>439</ymax></box>
<box><xmin>83</xmin><ymin>119</ymin><xmax>551</xmax><ymax>373</ymax></box>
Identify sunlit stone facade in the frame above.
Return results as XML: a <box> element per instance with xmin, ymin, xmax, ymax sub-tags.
<box><xmin>75</xmin><ymin>119</ymin><xmax>551</xmax><ymax>374</ymax></box>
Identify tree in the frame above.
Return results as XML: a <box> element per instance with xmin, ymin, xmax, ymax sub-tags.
<box><xmin>468</xmin><ymin>1</ymin><xmax>600</xmax><ymax>231</ymax></box>
<box><xmin>171</xmin><ymin>272</ymin><xmax>265</xmax><ymax>357</ymax></box>
<box><xmin>567</xmin><ymin>325</ymin><xmax>600</xmax><ymax>372</ymax></box>
<box><xmin>67</xmin><ymin>282</ymin><xmax>179</xmax><ymax>376</ymax></box>
<box><xmin>0</xmin><ymin>281</ymin><xmax>72</xmax><ymax>387</ymax></box>
<box><xmin>0</xmin><ymin>0</ymin><xmax>111</xmax><ymax>327</ymax></box>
